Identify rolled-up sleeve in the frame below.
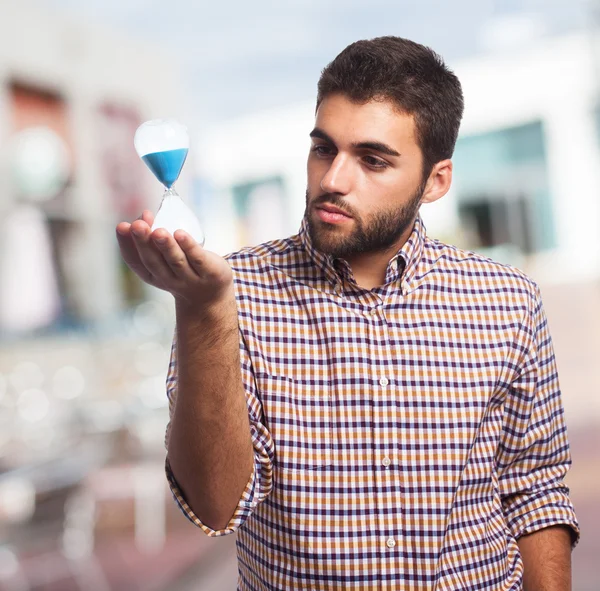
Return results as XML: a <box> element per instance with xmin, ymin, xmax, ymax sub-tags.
<box><xmin>164</xmin><ymin>330</ymin><xmax>274</xmax><ymax>536</ymax></box>
<box><xmin>497</xmin><ymin>283</ymin><xmax>580</xmax><ymax>547</ymax></box>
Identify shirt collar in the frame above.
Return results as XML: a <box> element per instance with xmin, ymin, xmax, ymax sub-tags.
<box><xmin>298</xmin><ymin>213</ymin><xmax>426</xmax><ymax>294</ymax></box>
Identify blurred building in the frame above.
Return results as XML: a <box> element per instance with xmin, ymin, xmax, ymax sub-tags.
<box><xmin>0</xmin><ymin>0</ymin><xmax>182</xmax><ymax>337</ymax></box>
<box><xmin>0</xmin><ymin>5</ymin><xmax>209</xmax><ymax>590</ymax></box>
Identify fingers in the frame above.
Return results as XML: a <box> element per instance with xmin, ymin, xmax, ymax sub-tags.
<box><xmin>151</xmin><ymin>229</ymin><xmax>201</xmax><ymax>281</ymax></box>
<box><xmin>116</xmin><ymin>221</ymin><xmax>155</xmax><ymax>284</ymax></box>
<box><xmin>173</xmin><ymin>230</ymin><xmax>208</xmax><ymax>276</ymax></box>
<box><xmin>140</xmin><ymin>210</ymin><xmax>154</xmax><ymax>226</ymax></box>
<box><xmin>129</xmin><ymin>220</ymin><xmax>179</xmax><ymax>285</ymax></box>
<box><xmin>116</xmin><ymin>210</ymin><xmax>163</xmax><ymax>286</ymax></box>
<box><xmin>117</xmin><ymin>211</ymin><xmax>205</xmax><ymax>291</ymax></box>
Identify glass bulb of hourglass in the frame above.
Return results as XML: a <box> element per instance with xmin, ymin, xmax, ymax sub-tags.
<box><xmin>134</xmin><ymin>119</ymin><xmax>205</xmax><ymax>245</ymax></box>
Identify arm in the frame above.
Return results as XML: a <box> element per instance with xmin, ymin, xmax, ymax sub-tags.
<box><xmin>167</xmin><ymin>295</ymin><xmax>254</xmax><ymax>530</ymax></box>
<box><xmin>116</xmin><ymin>211</ymin><xmax>270</xmax><ymax>531</ymax></box>
<box><xmin>517</xmin><ymin>526</ymin><xmax>572</xmax><ymax>591</ymax></box>
<box><xmin>165</xmin><ymin>324</ymin><xmax>275</xmax><ymax>535</ymax></box>
<box><xmin>497</xmin><ymin>284</ymin><xmax>579</xmax><ymax>582</ymax></box>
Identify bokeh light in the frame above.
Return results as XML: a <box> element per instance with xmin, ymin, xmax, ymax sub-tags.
<box><xmin>0</xmin><ymin>478</ymin><xmax>35</xmax><ymax>523</ymax></box>
<box><xmin>9</xmin><ymin>362</ymin><xmax>44</xmax><ymax>392</ymax></box>
<box><xmin>52</xmin><ymin>365</ymin><xmax>86</xmax><ymax>400</ymax></box>
<box><xmin>16</xmin><ymin>388</ymin><xmax>50</xmax><ymax>423</ymax></box>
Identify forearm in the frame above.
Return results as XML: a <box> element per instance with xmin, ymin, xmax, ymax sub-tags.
<box><xmin>167</xmin><ymin>293</ymin><xmax>254</xmax><ymax>531</ymax></box>
<box><xmin>518</xmin><ymin>525</ymin><xmax>572</xmax><ymax>591</ymax></box>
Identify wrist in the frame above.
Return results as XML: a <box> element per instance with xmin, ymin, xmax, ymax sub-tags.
<box><xmin>175</xmin><ymin>286</ymin><xmax>237</xmax><ymax>325</ymax></box>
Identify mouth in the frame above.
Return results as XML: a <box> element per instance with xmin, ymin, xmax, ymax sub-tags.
<box><xmin>314</xmin><ymin>203</ymin><xmax>353</xmax><ymax>224</ymax></box>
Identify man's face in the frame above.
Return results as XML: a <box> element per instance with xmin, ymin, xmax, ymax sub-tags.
<box><xmin>305</xmin><ymin>93</ymin><xmax>427</xmax><ymax>260</ymax></box>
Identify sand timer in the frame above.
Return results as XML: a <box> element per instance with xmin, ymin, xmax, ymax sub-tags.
<box><xmin>134</xmin><ymin>119</ymin><xmax>205</xmax><ymax>245</ymax></box>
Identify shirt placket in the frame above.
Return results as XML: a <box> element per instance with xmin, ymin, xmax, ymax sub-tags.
<box><xmin>361</xmin><ymin>290</ymin><xmax>402</xmax><ymax>590</ymax></box>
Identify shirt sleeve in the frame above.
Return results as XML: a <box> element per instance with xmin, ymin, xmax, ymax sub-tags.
<box><xmin>496</xmin><ymin>283</ymin><xmax>580</xmax><ymax>547</ymax></box>
<box><xmin>164</xmin><ymin>329</ymin><xmax>275</xmax><ymax>537</ymax></box>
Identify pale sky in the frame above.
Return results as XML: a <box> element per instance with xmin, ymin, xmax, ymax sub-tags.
<box><xmin>42</xmin><ymin>0</ymin><xmax>589</xmax><ymax>125</ymax></box>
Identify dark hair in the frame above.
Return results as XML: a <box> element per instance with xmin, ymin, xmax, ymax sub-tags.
<box><xmin>316</xmin><ymin>36</ymin><xmax>464</xmax><ymax>179</ymax></box>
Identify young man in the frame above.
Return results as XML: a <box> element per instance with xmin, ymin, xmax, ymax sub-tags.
<box><xmin>117</xmin><ymin>37</ymin><xmax>579</xmax><ymax>590</ymax></box>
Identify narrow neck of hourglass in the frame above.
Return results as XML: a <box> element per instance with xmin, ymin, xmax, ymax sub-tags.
<box><xmin>162</xmin><ymin>186</ymin><xmax>179</xmax><ymax>197</ymax></box>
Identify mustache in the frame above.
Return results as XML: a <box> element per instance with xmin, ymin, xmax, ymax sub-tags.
<box><xmin>311</xmin><ymin>193</ymin><xmax>356</xmax><ymax>218</ymax></box>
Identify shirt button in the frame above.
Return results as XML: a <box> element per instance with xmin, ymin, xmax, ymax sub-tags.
<box><xmin>382</xmin><ymin>456</ymin><xmax>391</xmax><ymax>468</ymax></box>
<box><xmin>386</xmin><ymin>537</ymin><xmax>396</xmax><ymax>548</ymax></box>
<box><xmin>379</xmin><ymin>377</ymin><xmax>389</xmax><ymax>387</ymax></box>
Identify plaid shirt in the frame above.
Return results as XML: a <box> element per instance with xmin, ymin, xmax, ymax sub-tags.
<box><xmin>165</xmin><ymin>215</ymin><xmax>579</xmax><ymax>590</ymax></box>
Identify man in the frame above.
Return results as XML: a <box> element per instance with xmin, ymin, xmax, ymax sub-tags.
<box><xmin>117</xmin><ymin>37</ymin><xmax>579</xmax><ymax>590</ymax></box>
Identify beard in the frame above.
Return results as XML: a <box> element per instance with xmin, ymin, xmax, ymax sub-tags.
<box><xmin>305</xmin><ymin>181</ymin><xmax>426</xmax><ymax>260</ymax></box>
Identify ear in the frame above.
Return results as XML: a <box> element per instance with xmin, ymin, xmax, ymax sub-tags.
<box><xmin>420</xmin><ymin>159</ymin><xmax>453</xmax><ymax>205</ymax></box>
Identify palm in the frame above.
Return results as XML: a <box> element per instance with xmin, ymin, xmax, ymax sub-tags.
<box><xmin>116</xmin><ymin>211</ymin><xmax>233</xmax><ymax>306</ymax></box>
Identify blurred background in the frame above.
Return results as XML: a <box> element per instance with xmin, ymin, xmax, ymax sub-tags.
<box><xmin>0</xmin><ymin>0</ymin><xmax>599</xmax><ymax>589</ymax></box>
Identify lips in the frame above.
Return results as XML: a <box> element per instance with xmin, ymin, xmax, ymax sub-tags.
<box><xmin>315</xmin><ymin>203</ymin><xmax>352</xmax><ymax>218</ymax></box>
<box><xmin>314</xmin><ymin>203</ymin><xmax>353</xmax><ymax>225</ymax></box>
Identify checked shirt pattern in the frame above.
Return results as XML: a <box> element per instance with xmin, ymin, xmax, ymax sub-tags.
<box><xmin>165</xmin><ymin>215</ymin><xmax>578</xmax><ymax>590</ymax></box>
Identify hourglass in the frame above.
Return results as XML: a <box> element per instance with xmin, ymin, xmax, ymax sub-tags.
<box><xmin>134</xmin><ymin>119</ymin><xmax>205</xmax><ymax>245</ymax></box>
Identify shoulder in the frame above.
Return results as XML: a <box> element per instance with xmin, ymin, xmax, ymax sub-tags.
<box><xmin>224</xmin><ymin>233</ymin><xmax>314</xmax><ymax>288</ymax></box>
<box><xmin>419</xmin><ymin>236</ymin><xmax>540</xmax><ymax>302</ymax></box>
<box><xmin>225</xmin><ymin>234</ymin><xmax>300</xmax><ymax>269</ymax></box>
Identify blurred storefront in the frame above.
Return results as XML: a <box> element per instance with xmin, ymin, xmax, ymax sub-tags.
<box><xmin>0</xmin><ymin>2</ymin><xmax>216</xmax><ymax>590</ymax></box>
<box><xmin>0</xmin><ymin>0</ymin><xmax>184</xmax><ymax>336</ymax></box>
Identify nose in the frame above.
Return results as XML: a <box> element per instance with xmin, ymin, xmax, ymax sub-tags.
<box><xmin>320</xmin><ymin>154</ymin><xmax>352</xmax><ymax>195</ymax></box>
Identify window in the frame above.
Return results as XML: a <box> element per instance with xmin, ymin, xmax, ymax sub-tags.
<box><xmin>453</xmin><ymin>121</ymin><xmax>554</xmax><ymax>256</ymax></box>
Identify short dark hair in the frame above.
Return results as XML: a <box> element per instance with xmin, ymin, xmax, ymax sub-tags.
<box><xmin>316</xmin><ymin>36</ymin><xmax>464</xmax><ymax>179</ymax></box>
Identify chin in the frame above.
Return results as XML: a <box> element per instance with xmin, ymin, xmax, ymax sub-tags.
<box><xmin>313</xmin><ymin>229</ymin><xmax>349</xmax><ymax>255</ymax></box>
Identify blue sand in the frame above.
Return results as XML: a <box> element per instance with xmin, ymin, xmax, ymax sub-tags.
<box><xmin>142</xmin><ymin>148</ymin><xmax>188</xmax><ymax>188</ymax></box>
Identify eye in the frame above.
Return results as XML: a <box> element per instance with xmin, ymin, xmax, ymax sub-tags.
<box><xmin>311</xmin><ymin>144</ymin><xmax>335</xmax><ymax>157</ymax></box>
<box><xmin>363</xmin><ymin>155</ymin><xmax>388</xmax><ymax>169</ymax></box>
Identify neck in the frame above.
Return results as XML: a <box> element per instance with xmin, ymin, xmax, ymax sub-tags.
<box><xmin>345</xmin><ymin>249</ymin><xmax>396</xmax><ymax>289</ymax></box>
<box><xmin>344</xmin><ymin>220</ymin><xmax>416</xmax><ymax>290</ymax></box>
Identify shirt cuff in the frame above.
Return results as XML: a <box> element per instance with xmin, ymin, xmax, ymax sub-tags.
<box><xmin>165</xmin><ymin>455</ymin><xmax>259</xmax><ymax>537</ymax></box>
<box><xmin>503</xmin><ymin>484</ymin><xmax>580</xmax><ymax>548</ymax></box>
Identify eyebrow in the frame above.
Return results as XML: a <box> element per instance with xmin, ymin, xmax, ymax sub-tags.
<box><xmin>309</xmin><ymin>127</ymin><xmax>401</xmax><ymax>157</ymax></box>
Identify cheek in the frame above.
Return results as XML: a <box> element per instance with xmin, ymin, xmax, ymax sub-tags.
<box><xmin>306</xmin><ymin>155</ymin><xmax>317</xmax><ymax>177</ymax></box>
<box><xmin>364</xmin><ymin>165</ymin><xmax>421</xmax><ymax>196</ymax></box>
<box><xmin>306</xmin><ymin>159</ymin><xmax>326</xmax><ymax>190</ymax></box>
<box><xmin>356</xmin><ymin>171</ymin><xmax>399</xmax><ymax>199</ymax></box>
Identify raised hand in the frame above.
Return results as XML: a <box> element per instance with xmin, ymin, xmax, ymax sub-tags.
<box><xmin>116</xmin><ymin>211</ymin><xmax>234</xmax><ymax>309</ymax></box>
